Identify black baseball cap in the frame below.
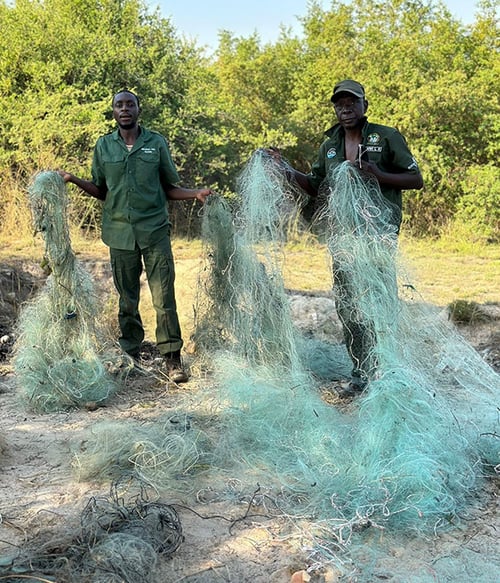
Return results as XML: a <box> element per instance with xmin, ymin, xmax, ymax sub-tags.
<box><xmin>331</xmin><ymin>80</ymin><xmax>365</xmax><ymax>103</ymax></box>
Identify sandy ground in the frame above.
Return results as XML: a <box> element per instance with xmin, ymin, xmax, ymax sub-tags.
<box><xmin>0</xmin><ymin>260</ymin><xmax>499</xmax><ymax>583</ymax></box>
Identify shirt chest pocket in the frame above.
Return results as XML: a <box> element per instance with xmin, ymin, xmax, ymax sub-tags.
<box><xmin>135</xmin><ymin>151</ymin><xmax>160</xmax><ymax>189</ymax></box>
<box><xmin>103</xmin><ymin>158</ymin><xmax>126</xmax><ymax>188</ymax></box>
<box><xmin>365</xmin><ymin>145</ymin><xmax>384</xmax><ymax>162</ymax></box>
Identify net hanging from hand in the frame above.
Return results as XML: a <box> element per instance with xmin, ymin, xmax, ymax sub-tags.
<box><xmin>13</xmin><ymin>171</ymin><xmax>119</xmax><ymax>411</ymax></box>
<box><xmin>192</xmin><ymin>152</ymin><xmax>499</xmax><ymax>533</ymax></box>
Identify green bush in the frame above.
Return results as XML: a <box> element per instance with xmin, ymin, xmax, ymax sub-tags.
<box><xmin>454</xmin><ymin>165</ymin><xmax>500</xmax><ymax>242</ymax></box>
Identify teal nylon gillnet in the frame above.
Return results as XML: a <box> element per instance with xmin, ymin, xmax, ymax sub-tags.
<box><xmin>194</xmin><ymin>152</ymin><xmax>306</xmax><ymax>373</ymax></box>
<box><xmin>76</xmin><ymin>152</ymin><xmax>499</xmax><ymax>578</ymax></box>
<box><xmin>13</xmin><ymin>171</ymin><xmax>119</xmax><ymax>411</ymax></box>
<box><xmin>325</xmin><ymin>165</ymin><xmax>499</xmax><ymax>472</ymax></box>
<box><xmin>193</xmin><ymin>152</ymin><xmax>498</xmax><ymax>522</ymax></box>
<box><xmin>193</xmin><ymin>152</ymin><xmax>498</xmax><ymax>556</ymax></box>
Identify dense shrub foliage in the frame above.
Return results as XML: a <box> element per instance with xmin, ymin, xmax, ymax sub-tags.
<box><xmin>0</xmin><ymin>0</ymin><xmax>498</xmax><ymax>239</ymax></box>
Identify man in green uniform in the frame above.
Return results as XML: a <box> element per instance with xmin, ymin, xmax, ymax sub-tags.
<box><xmin>271</xmin><ymin>79</ymin><xmax>423</xmax><ymax>395</ymax></box>
<box><xmin>59</xmin><ymin>90</ymin><xmax>211</xmax><ymax>383</ymax></box>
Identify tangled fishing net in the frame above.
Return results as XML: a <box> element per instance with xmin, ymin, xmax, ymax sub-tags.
<box><xmin>193</xmin><ymin>152</ymin><xmax>306</xmax><ymax>373</ymax></box>
<box><xmin>0</xmin><ymin>484</ymin><xmax>182</xmax><ymax>582</ymax></box>
<box><xmin>75</xmin><ymin>152</ymin><xmax>499</xmax><ymax>579</ymax></box>
<box><xmin>196</xmin><ymin>153</ymin><xmax>498</xmax><ymax>562</ymax></box>
<box><xmin>72</xmin><ymin>414</ymin><xmax>207</xmax><ymax>495</ymax></box>
<box><xmin>13</xmin><ymin>171</ymin><xmax>119</xmax><ymax>411</ymax></box>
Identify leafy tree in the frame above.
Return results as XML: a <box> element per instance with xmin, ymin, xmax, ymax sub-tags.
<box><xmin>0</xmin><ymin>0</ymin><xmax>210</xmax><ymax>233</ymax></box>
<box><xmin>454</xmin><ymin>164</ymin><xmax>500</xmax><ymax>242</ymax></box>
<box><xmin>0</xmin><ymin>0</ymin><xmax>498</xmax><ymax>239</ymax></box>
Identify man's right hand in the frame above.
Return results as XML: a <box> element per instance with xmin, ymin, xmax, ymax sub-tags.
<box><xmin>55</xmin><ymin>171</ymin><xmax>106</xmax><ymax>200</ymax></box>
<box><xmin>57</xmin><ymin>170</ymin><xmax>72</xmax><ymax>183</ymax></box>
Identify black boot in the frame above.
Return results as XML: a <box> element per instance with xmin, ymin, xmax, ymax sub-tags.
<box><xmin>164</xmin><ymin>350</ymin><xmax>188</xmax><ymax>383</ymax></box>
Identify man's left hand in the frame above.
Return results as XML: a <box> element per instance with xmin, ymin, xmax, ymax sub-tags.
<box><xmin>195</xmin><ymin>189</ymin><xmax>213</xmax><ymax>204</ymax></box>
<box><xmin>356</xmin><ymin>160</ymin><xmax>381</xmax><ymax>180</ymax></box>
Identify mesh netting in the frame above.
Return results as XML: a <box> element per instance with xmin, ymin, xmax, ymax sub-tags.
<box><xmin>324</xmin><ymin>164</ymin><xmax>499</xmax><ymax>472</ymax></box>
<box><xmin>73</xmin><ymin>152</ymin><xmax>499</xmax><ymax>579</ymax></box>
<box><xmin>193</xmin><ymin>153</ymin><xmax>499</xmax><ymax>564</ymax></box>
<box><xmin>13</xmin><ymin>171</ymin><xmax>120</xmax><ymax>411</ymax></box>
<box><xmin>0</xmin><ymin>484</ymin><xmax>182</xmax><ymax>582</ymax></box>
<box><xmin>194</xmin><ymin>152</ymin><xmax>305</xmax><ymax>372</ymax></box>
<box><xmin>72</xmin><ymin>415</ymin><xmax>206</xmax><ymax>495</ymax></box>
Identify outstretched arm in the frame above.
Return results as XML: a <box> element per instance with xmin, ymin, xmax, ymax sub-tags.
<box><xmin>57</xmin><ymin>171</ymin><xmax>106</xmax><ymax>200</ymax></box>
<box><xmin>358</xmin><ymin>161</ymin><xmax>424</xmax><ymax>190</ymax></box>
<box><xmin>164</xmin><ymin>185</ymin><xmax>212</xmax><ymax>204</ymax></box>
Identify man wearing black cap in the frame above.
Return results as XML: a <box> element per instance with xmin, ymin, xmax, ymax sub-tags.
<box><xmin>270</xmin><ymin>79</ymin><xmax>423</xmax><ymax>396</ymax></box>
<box><xmin>287</xmin><ymin>79</ymin><xmax>423</xmax><ymax>214</ymax></box>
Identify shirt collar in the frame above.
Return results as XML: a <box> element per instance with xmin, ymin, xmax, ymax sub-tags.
<box><xmin>112</xmin><ymin>125</ymin><xmax>147</xmax><ymax>149</ymax></box>
<box><xmin>325</xmin><ymin>116</ymin><xmax>368</xmax><ymax>138</ymax></box>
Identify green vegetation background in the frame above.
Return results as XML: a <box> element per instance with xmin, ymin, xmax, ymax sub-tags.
<box><xmin>0</xmin><ymin>0</ymin><xmax>498</xmax><ymax>243</ymax></box>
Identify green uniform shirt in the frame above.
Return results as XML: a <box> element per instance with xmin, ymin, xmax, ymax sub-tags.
<box><xmin>308</xmin><ymin>118</ymin><xmax>420</xmax><ymax>225</ymax></box>
<box><xmin>91</xmin><ymin>126</ymin><xmax>180</xmax><ymax>250</ymax></box>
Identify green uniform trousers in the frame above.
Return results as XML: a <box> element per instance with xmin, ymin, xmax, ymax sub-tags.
<box><xmin>109</xmin><ymin>238</ymin><xmax>183</xmax><ymax>357</ymax></box>
<box><xmin>334</xmin><ymin>259</ymin><xmax>398</xmax><ymax>385</ymax></box>
<box><xmin>334</xmin><ymin>268</ymin><xmax>377</xmax><ymax>384</ymax></box>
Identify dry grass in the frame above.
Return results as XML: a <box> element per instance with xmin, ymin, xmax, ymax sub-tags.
<box><xmin>0</xmin><ymin>230</ymin><xmax>498</xmax><ymax>345</ymax></box>
<box><xmin>399</xmin><ymin>235</ymin><xmax>500</xmax><ymax>306</ymax></box>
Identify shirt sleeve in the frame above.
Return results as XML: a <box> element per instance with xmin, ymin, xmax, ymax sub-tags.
<box><xmin>158</xmin><ymin>135</ymin><xmax>181</xmax><ymax>187</ymax></box>
<box><xmin>308</xmin><ymin>141</ymin><xmax>328</xmax><ymax>192</ymax></box>
<box><xmin>387</xmin><ymin>130</ymin><xmax>420</xmax><ymax>174</ymax></box>
<box><xmin>91</xmin><ymin>138</ymin><xmax>107</xmax><ymax>192</ymax></box>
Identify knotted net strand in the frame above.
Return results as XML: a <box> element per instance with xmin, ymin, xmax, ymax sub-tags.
<box><xmin>13</xmin><ymin>171</ymin><xmax>119</xmax><ymax>411</ymax></box>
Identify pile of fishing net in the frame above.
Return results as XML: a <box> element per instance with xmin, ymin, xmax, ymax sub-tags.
<box><xmin>72</xmin><ymin>414</ymin><xmax>207</xmax><ymax>496</ymax></box>
<box><xmin>13</xmin><ymin>171</ymin><xmax>121</xmax><ymax>411</ymax></box>
<box><xmin>0</xmin><ymin>484</ymin><xmax>182</xmax><ymax>582</ymax></box>
<box><xmin>193</xmin><ymin>151</ymin><xmax>497</xmax><ymax>506</ymax></box>
<box><xmin>74</xmin><ymin>152</ymin><xmax>499</xmax><ymax>579</ymax></box>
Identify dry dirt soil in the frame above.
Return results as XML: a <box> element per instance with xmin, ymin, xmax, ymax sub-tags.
<box><xmin>0</xmin><ymin>260</ymin><xmax>498</xmax><ymax>583</ymax></box>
